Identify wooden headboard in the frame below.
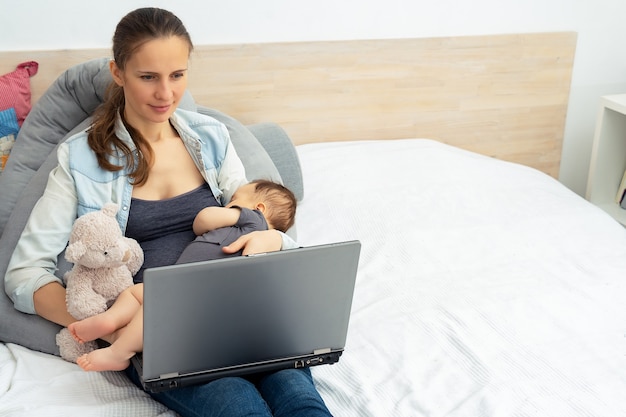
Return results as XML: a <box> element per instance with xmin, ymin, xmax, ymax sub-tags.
<box><xmin>0</xmin><ymin>32</ymin><xmax>576</xmax><ymax>177</ymax></box>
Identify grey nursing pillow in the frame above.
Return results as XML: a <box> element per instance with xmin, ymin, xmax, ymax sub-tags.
<box><xmin>0</xmin><ymin>57</ymin><xmax>303</xmax><ymax>355</ymax></box>
<box><xmin>195</xmin><ymin>106</ymin><xmax>303</xmax><ymax>201</ymax></box>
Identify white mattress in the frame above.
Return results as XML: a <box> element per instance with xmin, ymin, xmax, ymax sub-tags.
<box><xmin>0</xmin><ymin>342</ymin><xmax>176</xmax><ymax>416</ymax></box>
<box><xmin>297</xmin><ymin>139</ymin><xmax>626</xmax><ymax>416</ymax></box>
<box><xmin>2</xmin><ymin>138</ymin><xmax>626</xmax><ymax>416</ymax></box>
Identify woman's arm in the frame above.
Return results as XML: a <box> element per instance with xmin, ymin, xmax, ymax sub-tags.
<box><xmin>222</xmin><ymin>229</ymin><xmax>296</xmax><ymax>256</ymax></box>
<box><xmin>33</xmin><ymin>282</ymin><xmax>76</xmax><ymax>327</ymax></box>
<box><xmin>5</xmin><ymin>142</ymin><xmax>78</xmax><ymax>315</ymax></box>
<box><xmin>35</xmin><ymin>282</ymin><xmax>116</xmax><ymax>344</ymax></box>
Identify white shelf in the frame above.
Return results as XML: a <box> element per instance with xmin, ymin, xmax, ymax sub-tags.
<box><xmin>586</xmin><ymin>94</ymin><xmax>626</xmax><ymax>226</ymax></box>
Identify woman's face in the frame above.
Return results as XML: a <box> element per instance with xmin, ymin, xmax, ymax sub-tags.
<box><xmin>111</xmin><ymin>36</ymin><xmax>190</xmax><ymax>129</ymax></box>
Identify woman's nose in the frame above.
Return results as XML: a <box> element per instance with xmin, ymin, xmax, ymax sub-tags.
<box><xmin>155</xmin><ymin>80</ymin><xmax>173</xmax><ymax>100</ymax></box>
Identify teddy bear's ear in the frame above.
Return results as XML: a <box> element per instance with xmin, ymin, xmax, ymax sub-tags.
<box><xmin>65</xmin><ymin>241</ymin><xmax>86</xmax><ymax>263</ymax></box>
<box><xmin>101</xmin><ymin>203</ymin><xmax>119</xmax><ymax>218</ymax></box>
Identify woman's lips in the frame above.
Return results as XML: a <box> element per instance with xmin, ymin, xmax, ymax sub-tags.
<box><xmin>151</xmin><ymin>104</ymin><xmax>171</xmax><ymax>113</ymax></box>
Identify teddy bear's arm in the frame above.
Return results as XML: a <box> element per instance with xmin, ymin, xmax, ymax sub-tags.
<box><xmin>123</xmin><ymin>237</ymin><xmax>144</xmax><ymax>276</ymax></box>
<box><xmin>65</xmin><ymin>270</ymin><xmax>108</xmax><ymax>320</ymax></box>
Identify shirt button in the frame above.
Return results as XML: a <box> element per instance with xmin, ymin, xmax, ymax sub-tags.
<box><xmin>122</xmin><ymin>206</ymin><xmax>128</xmax><ymax>211</ymax></box>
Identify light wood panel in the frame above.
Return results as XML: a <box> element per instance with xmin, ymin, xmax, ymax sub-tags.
<box><xmin>0</xmin><ymin>32</ymin><xmax>576</xmax><ymax>177</ymax></box>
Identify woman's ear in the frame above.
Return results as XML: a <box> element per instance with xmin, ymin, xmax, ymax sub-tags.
<box><xmin>109</xmin><ymin>59</ymin><xmax>124</xmax><ymax>86</ymax></box>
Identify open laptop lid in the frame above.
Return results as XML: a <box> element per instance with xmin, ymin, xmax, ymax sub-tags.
<box><xmin>135</xmin><ymin>240</ymin><xmax>361</xmax><ymax>392</ymax></box>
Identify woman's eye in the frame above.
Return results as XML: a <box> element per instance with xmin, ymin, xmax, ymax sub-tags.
<box><xmin>141</xmin><ymin>75</ymin><xmax>155</xmax><ymax>81</ymax></box>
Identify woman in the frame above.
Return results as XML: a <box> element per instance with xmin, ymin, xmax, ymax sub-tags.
<box><xmin>5</xmin><ymin>7</ymin><xmax>332</xmax><ymax>417</ymax></box>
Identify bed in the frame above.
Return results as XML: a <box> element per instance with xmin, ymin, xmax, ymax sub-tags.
<box><xmin>2</xmin><ymin>32</ymin><xmax>626</xmax><ymax>416</ymax></box>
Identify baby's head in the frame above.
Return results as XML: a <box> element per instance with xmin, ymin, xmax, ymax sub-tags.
<box><xmin>228</xmin><ymin>180</ymin><xmax>297</xmax><ymax>232</ymax></box>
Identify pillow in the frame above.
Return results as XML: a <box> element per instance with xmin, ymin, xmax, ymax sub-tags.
<box><xmin>196</xmin><ymin>107</ymin><xmax>303</xmax><ymax>201</ymax></box>
<box><xmin>0</xmin><ymin>58</ymin><xmax>303</xmax><ymax>356</ymax></box>
<box><xmin>0</xmin><ymin>134</ymin><xmax>15</xmax><ymax>173</ymax></box>
<box><xmin>0</xmin><ymin>61</ymin><xmax>38</xmax><ymax>126</ymax></box>
<box><xmin>0</xmin><ymin>107</ymin><xmax>20</xmax><ymax>137</ymax></box>
<box><xmin>0</xmin><ymin>58</ymin><xmax>111</xmax><ymax>234</ymax></box>
<box><xmin>0</xmin><ymin>127</ymin><xmax>87</xmax><ymax>355</ymax></box>
<box><xmin>196</xmin><ymin>106</ymin><xmax>283</xmax><ymax>187</ymax></box>
<box><xmin>0</xmin><ymin>108</ymin><xmax>20</xmax><ymax>172</ymax></box>
<box><xmin>247</xmin><ymin>122</ymin><xmax>304</xmax><ymax>201</ymax></box>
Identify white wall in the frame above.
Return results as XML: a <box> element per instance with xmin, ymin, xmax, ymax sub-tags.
<box><xmin>2</xmin><ymin>0</ymin><xmax>626</xmax><ymax>195</ymax></box>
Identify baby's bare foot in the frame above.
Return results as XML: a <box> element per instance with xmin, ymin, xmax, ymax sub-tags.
<box><xmin>76</xmin><ymin>348</ymin><xmax>130</xmax><ymax>372</ymax></box>
<box><xmin>70</xmin><ymin>315</ymin><xmax>117</xmax><ymax>344</ymax></box>
<box><xmin>68</xmin><ymin>322</ymin><xmax>85</xmax><ymax>343</ymax></box>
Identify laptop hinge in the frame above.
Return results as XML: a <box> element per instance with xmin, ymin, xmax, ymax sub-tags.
<box><xmin>160</xmin><ymin>372</ymin><xmax>180</xmax><ymax>379</ymax></box>
<box><xmin>313</xmin><ymin>348</ymin><xmax>332</xmax><ymax>355</ymax></box>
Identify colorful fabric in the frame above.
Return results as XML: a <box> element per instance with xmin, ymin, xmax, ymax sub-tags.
<box><xmin>0</xmin><ymin>61</ymin><xmax>38</xmax><ymax>126</ymax></box>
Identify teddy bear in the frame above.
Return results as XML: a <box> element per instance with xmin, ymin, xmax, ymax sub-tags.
<box><xmin>55</xmin><ymin>203</ymin><xmax>143</xmax><ymax>362</ymax></box>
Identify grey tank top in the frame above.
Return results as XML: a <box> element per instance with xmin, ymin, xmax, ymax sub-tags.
<box><xmin>125</xmin><ymin>182</ymin><xmax>219</xmax><ymax>283</ymax></box>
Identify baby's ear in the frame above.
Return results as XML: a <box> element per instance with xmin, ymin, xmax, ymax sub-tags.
<box><xmin>65</xmin><ymin>241</ymin><xmax>86</xmax><ymax>263</ymax></box>
<box><xmin>255</xmin><ymin>202</ymin><xmax>267</xmax><ymax>213</ymax></box>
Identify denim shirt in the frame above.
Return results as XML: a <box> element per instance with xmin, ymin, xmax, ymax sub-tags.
<box><xmin>6</xmin><ymin>109</ymin><xmax>296</xmax><ymax>314</ymax></box>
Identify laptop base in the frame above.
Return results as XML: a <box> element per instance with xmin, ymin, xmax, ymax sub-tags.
<box><xmin>134</xmin><ymin>350</ymin><xmax>343</xmax><ymax>393</ymax></box>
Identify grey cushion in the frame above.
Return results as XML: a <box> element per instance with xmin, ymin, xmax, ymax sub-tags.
<box><xmin>0</xmin><ymin>58</ymin><xmax>302</xmax><ymax>356</ymax></box>
<box><xmin>247</xmin><ymin>122</ymin><xmax>304</xmax><ymax>201</ymax></box>
<box><xmin>197</xmin><ymin>107</ymin><xmax>283</xmax><ymax>189</ymax></box>
<box><xmin>0</xmin><ymin>143</ymin><xmax>67</xmax><ymax>354</ymax></box>
<box><xmin>197</xmin><ymin>106</ymin><xmax>303</xmax><ymax>201</ymax></box>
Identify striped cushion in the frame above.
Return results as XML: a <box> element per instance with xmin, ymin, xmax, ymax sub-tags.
<box><xmin>0</xmin><ymin>61</ymin><xmax>38</xmax><ymax>126</ymax></box>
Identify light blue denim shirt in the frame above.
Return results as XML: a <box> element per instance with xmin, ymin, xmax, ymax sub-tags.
<box><xmin>6</xmin><ymin>109</ymin><xmax>296</xmax><ymax>314</ymax></box>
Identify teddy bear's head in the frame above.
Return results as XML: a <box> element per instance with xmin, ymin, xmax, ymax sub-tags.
<box><xmin>65</xmin><ymin>203</ymin><xmax>134</xmax><ymax>269</ymax></box>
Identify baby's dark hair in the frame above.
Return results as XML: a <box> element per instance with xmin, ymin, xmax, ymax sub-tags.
<box><xmin>250</xmin><ymin>180</ymin><xmax>297</xmax><ymax>232</ymax></box>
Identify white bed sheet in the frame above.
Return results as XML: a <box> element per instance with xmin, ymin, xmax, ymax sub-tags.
<box><xmin>0</xmin><ymin>342</ymin><xmax>176</xmax><ymax>416</ymax></box>
<box><xmin>296</xmin><ymin>139</ymin><xmax>626</xmax><ymax>416</ymax></box>
<box><xmin>1</xmin><ymin>138</ymin><xmax>625</xmax><ymax>416</ymax></box>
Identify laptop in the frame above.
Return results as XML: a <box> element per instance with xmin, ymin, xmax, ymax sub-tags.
<box><xmin>132</xmin><ymin>240</ymin><xmax>361</xmax><ymax>393</ymax></box>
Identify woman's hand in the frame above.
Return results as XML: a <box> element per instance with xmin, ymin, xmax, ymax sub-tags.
<box><xmin>223</xmin><ymin>230</ymin><xmax>282</xmax><ymax>256</ymax></box>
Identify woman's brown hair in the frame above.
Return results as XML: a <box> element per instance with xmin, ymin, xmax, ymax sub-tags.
<box><xmin>87</xmin><ymin>8</ymin><xmax>193</xmax><ymax>186</ymax></box>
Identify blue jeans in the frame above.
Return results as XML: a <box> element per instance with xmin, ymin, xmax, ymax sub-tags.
<box><xmin>125</xmin><ymin>366</ymin><xmax>333</xmax><ymax>417</ymax></box>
